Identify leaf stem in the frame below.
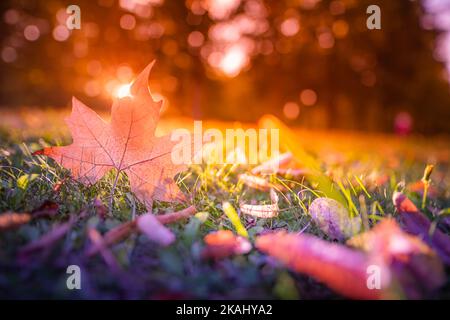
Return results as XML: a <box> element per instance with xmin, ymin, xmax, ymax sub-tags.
<box><xmin>109</xmin><ymin>170</ymin><xmax>121</xmax><ymax>215</ymax></box>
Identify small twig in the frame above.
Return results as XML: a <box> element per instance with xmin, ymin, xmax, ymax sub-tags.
<box><xmin>86</xmin><ymin>220</ymin><xmax>136</xmax><ymax>257</ymax></box>
<box><xmin>421</xmin><ymin>182</ymin><xmax>429</xmax><ymax>210</ymax></box>
<box><xmin>87</xmin><ymin>228</ymin><xmax>121</xmax><ymax>273</ymax></box>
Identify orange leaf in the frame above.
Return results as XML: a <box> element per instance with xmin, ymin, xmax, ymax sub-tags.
<box><xmin>35</xmin><ymin>61</ymin><xmax>190</xmax><ymax>209</ymax></box>
<box><xmin>347</xmin><ymin>218</ymin><xmax>445</xmax><ymax>298</ymax></box>
<box><xmin>238</xmin><ymin>173</ymin><xmax>272</xmax><ymax>191</ymax></box>
<box><xmin>256</xmin><ymin>231</ymin><xmax>385</xmax><ymax>299</ymax></box>
<box><xmin>156</xmin><ymin>205</ymin><xmax>197</xmax><ymax>224</ymax></box>
<box><xmin>202</xmin><ymin>230</ymin><xmax>252</xmax><ymax>260</ymax></box>
<box><xmin>31</xmin><ymin>201</ymin><xmax>59</xmax><ymax>218</ymax></box>
<box><xmin>258</xmin><ymin>115</ymin><xmax>347</xmax><ymax>205</ymax></box>
<box><xmin>251</xmin><ymin>152</ymin><xmax>293</xmax><ymax>175</ymax></box>
<box><xmin>407</xmin><ymin>180</ymin><xmax>438</xmax><ymax>198</ymax></box>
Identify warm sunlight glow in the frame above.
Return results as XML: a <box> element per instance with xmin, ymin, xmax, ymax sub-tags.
<box><xmin>219</xmin><ymin>46</ymin><xmax>248</xmax><ymax>77</ymax></box>
<box><xmin>116</xmin><ymin>83</ymin><xmax>132</xmax><ymax>98</ymax></box>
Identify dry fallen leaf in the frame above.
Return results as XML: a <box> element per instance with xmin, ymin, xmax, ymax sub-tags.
<box><xmin>136</xmin><ymin>212</ymin><xmax>175</xmax><ymax>246</ymax></box>
<box><xmin>240</xmin><ymin>189</ymin><xmax>279</xmax><ymax>218</ymax></box>
<box><xmin>347</xmin><ymin>218</ymin><xmax>445</xmax><ymax>298</ymax></box>
<box><xmin>407</xmin><ymin>180</ymin><xmax>438</xmax><ymax>198</ymax></box>
<box><xmin>256</xmin><ymin>231</ymin><xmax>386</xmax><ymax>299</ymax></box>
<box><xmin>87</xmin><ymin>228</ymin><xmax>121</xmax><ymax>273</ymax></box>
<box><xmin>393</xmin><ymin>191</ymin><xmax>450</xmax><ymax>264</ymax></box>
<box><xmin>0</xmin><ymin>212</ymin><xmax>31</xmax><ymax>231</ymax></box>
<box><xmin>86</xmin><ymin>206</ymin><xmax>197</xmax><ymax>256</ymax></box>
<box><xmin>35</xmin><ymin>61</ymin><xmax>190</xmax><ymax>209</ymax></box>
<box><xmin>347</xmin><ymin>218</ymin><xmax>432</xmax><ymax>256</ymax></box>
<box><xmin>19</xmin><ymin>216</ymin><xmax>77</xmax><ymax>256</ymax></box>
<box><xmin>238</xmin><ymin>173</ymin><xmax>273</xmax><ymax>191</ymax></box>
<box><xmin>202</xmin><ymin>230</ymin><xmax>252</xmax><ymax>260</ymax></box>
<box><xmin>0</xmin><ymin>202</ymin><xmax>59</xmax><ymax>232</ymax></box>
<box><xmin>309</xmin><ymin>197</ymin><xmax>361</xmax><ymax>241</ymax></box>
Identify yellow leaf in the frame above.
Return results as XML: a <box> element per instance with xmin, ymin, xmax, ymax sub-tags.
<box><xmin>222</xmin><ymin>201</ymin><xmax>248</xmax><ymax>238</ymax></box>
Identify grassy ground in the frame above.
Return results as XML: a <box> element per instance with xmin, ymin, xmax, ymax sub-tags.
<box><xmin>0</xmin><ymin>110</ymin><xmax>449</xmax><ymax>299</ymax></box>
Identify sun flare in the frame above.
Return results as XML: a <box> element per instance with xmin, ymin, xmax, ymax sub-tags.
<box><xmin>115</xmin><ymin>83</ymin><xmax>132</xmax><ymax>98</ymax></box>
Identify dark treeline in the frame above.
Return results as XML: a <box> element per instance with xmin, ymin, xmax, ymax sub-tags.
<box><xmin>0</xmin><ymin>0</ymin><xmax>449</xmax><ymax>134</ymax></box>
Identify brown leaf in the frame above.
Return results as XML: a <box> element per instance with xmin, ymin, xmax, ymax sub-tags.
<box><xmin>393</xmin><ymin>191</ymin><xmax>450</xmax><ymax>264</ymax></box>
<box><xmin>202</xmin><ymin>230</ymin><xmax>252</xmax><ymax>260</ymax></box>
<box><xmin>35</xmin><ymin>61</ymin><xmax>190</xmax><ymax>209</ymax></box>
<box><xmin>0</xmin><ymin>212</ymin><xmax>31</xmax><ymax>231</ymax></box>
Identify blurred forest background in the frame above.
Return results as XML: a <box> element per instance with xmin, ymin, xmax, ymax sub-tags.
<box><xmin>0</xmin><ymin>0</ymin><xmax>450</xmax><ymax>134</ymax></box>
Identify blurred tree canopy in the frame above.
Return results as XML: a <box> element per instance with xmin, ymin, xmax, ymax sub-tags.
<box><xmin>0</xmin><ymin>0</ymin><xmax>449</xmax><ymax>133</ymax></box>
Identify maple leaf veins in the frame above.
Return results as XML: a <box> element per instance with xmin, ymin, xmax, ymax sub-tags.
<box><xmin>36</xmin><ymin>61</ymin><xmax>189</xmax><ymax>209</ymax></box>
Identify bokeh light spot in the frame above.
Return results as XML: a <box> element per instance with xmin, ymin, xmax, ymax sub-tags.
<box><xmin>120</xmin><ymin>14</ymin><xmax>137</xmax><ymax>30</ymax></box>
<box><xmin>188</xmin><ymin>31</ymin><xmax>205</xmax><ymax>47</ymax></box>
<box><xmin>280</xmin><ymin>18</ymin><xmax>300</xmax><ymax>37</ymax></box>
<box><xmin>219</xmin><ymin>45</ymin><xmax>248</xmax><ymax>77</ymax></box>
<box><xmin>117</xmin><ymin>65</ymin><xmax>134</xmax><ymax>82</ymax></box>
<box><xmin>53</xmin><ymin>25</ymin><xmax>70</xmax><ymax>42</ymax></box>
<box><xmin>84</xmin><ymin>80</ymin><xmax>101</xmax><ymax>97</ymax></box>
<box><xmin>283</xmin><ymin>102</ymin><xmax>300</xmax><ymax>120</ymax></box>
<box><xmin>24</xmin><ymin>25</ymin><xmax>40</xmax><ymax>41</ymax></box>
<box><xmin>4</xmin><ymin>9</ymin><xmax>20</xmax><ymax>24</ymax></box>
<box><xmin>394</xmin><ymin>112</ymin><xmax>413</xmax><ymax>135</ymax></box>
<box><xmin>332</xmin><ymin>20</ymin><xmax>349</xmax><ymax>39</ymax></box>
<box><xmin>318</xmin><ymin>32</ymin><xmax>334</xmax><ymax>49</ymax></box>
<box><xmin>1</xmin><ymin>47</ymin><xmax>17</xmax><ymax>63</ymax></box>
